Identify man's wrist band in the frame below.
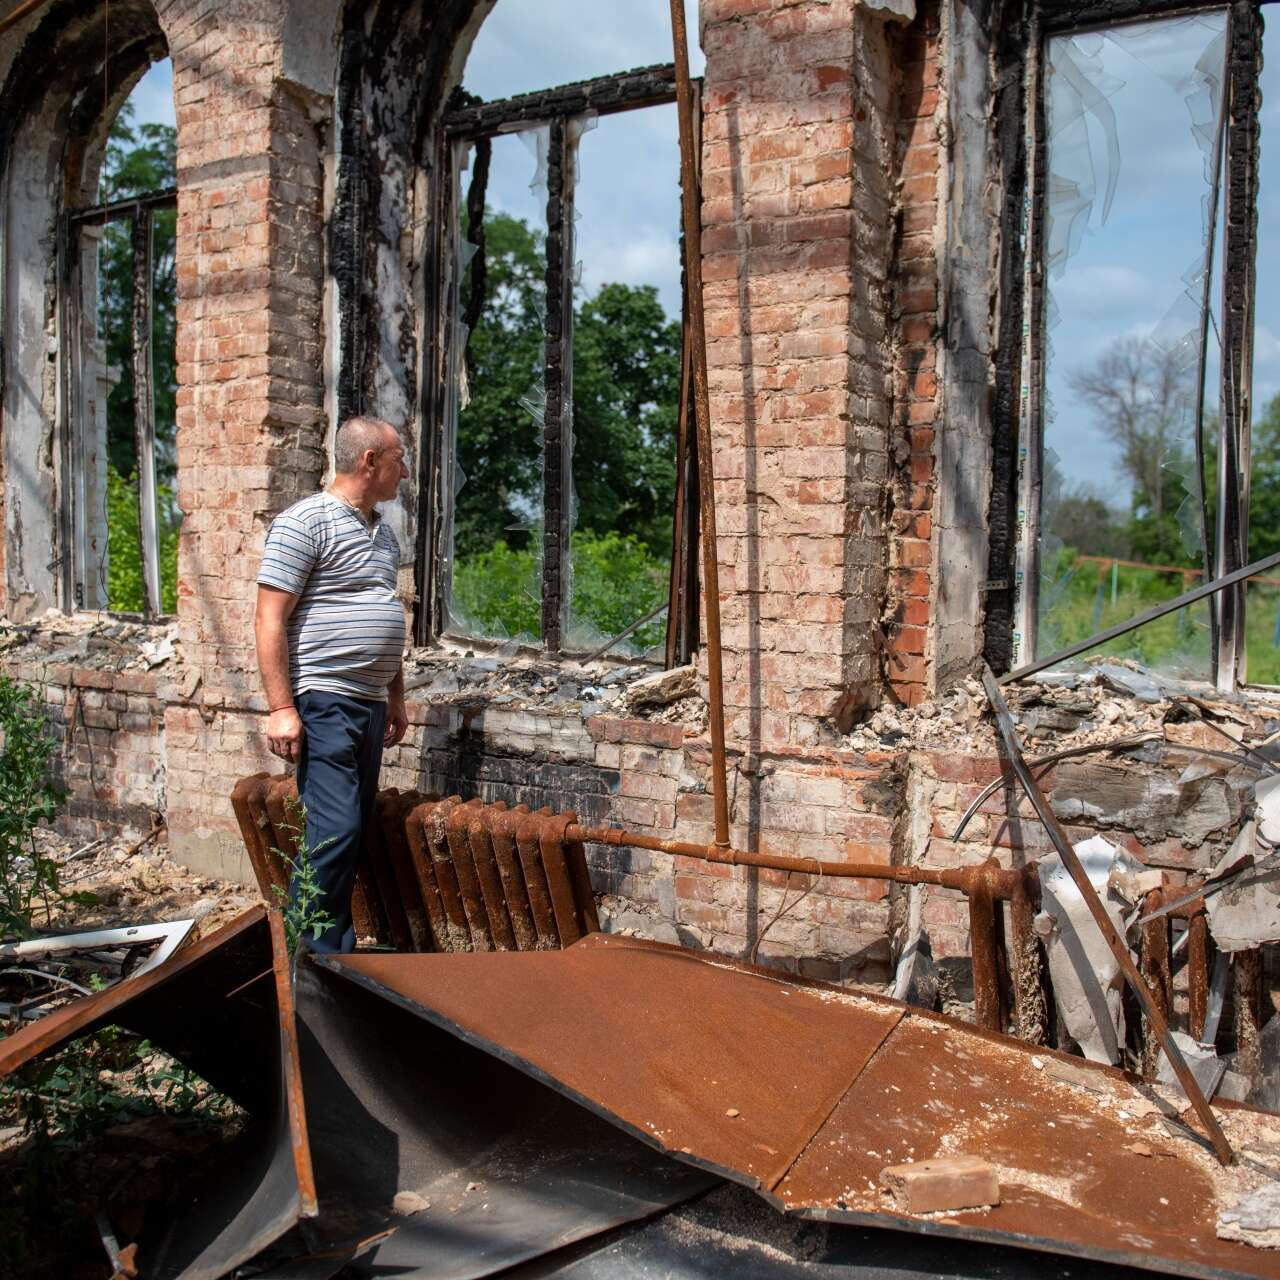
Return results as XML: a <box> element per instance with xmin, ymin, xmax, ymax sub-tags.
<box><xmin>269</xmin><ymin>703</ymin><xmax>295</xmax><ymax>713</ymax></box>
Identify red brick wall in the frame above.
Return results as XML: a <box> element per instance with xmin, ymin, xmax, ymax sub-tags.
<box><xmin>700</xmin><ymin>0</ymin><xmax>897</xmax><ymax>749</ymax></box>
<box><xmin>884</xmin><ymin>2</ymin><xmax>943</xmax><ymax>706</ymax></box>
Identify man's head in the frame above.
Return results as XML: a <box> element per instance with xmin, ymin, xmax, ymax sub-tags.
<box><xmin>333</xmin><ymin>416</ymin><xmax>409</xmax><ymax>504</ymax></box>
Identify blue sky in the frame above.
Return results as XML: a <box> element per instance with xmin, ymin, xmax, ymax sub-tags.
<box><xmin>127</xmin><ymin>4</ymin><xmax>1277</xmax><ymax>484</ymax></box>
<box><xmin>1042</xmin><ymin>14</ymin><xmax>1280</xmax><ymax>507</ymax></box>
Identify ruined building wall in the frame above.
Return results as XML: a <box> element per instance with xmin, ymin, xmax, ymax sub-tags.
<box><xmin>0</xmin><ymin>0</ymin><xmax>1251</xmax><ymax>989</ymax></box>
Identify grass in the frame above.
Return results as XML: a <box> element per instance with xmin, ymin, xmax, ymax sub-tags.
<box><xmin>1039</xmin><ymin>552</ymin><xmax>1280</xmax><ymax>685</ymax></box>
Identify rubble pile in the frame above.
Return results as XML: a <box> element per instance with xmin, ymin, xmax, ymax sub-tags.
<box><xmin>844</xmin><ymin>659</ymin><xmax>1280</xmax><ymax>756</ymax></box>
<box><xmin>27</xmin><ymin>827</ymin><xmax>256</xmax><ymax>938</ymax></box>
<box><xmin>0</xmin><ymin>609</ymin><xmax>183</xmax><ymax>675</ymax></box>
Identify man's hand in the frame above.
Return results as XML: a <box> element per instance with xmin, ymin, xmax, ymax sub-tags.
<box><xmin>267</xmin><ymin>706</ymin><xmax>305</xmax><ymax>762</ymax></box>
<box><xmin>384</xmin><ymin>696</ymin><xmax>409</xmax><ymax>748</ymax></box>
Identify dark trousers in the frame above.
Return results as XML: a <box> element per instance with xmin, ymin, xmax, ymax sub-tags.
<box><xmin>294</xmin><ymin>690</ymin><xmax>386</xmax><ymax>953</ymax></box>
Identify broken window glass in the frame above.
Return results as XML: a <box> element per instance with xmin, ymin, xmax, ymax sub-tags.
<box><xmin>68</xmin><ymin>61</ymin><xmax>176</xmax><ymax>617</ymax></box>
<box><xmin>443</xmin><ymin>130</ymin><xmax>550</xmax><ymax>645</ymax></box>
<box><xmin>1023</xmin><ymin>14</ymin><xmax>1228</xmax><ymax>677</ymax></box>
<box><xmin>1244</xmin><ymin>19</ymin><xmax>1280</xmax><ymax>685</ymax></box>
<box><xmin>565</xmin><ymin>104</ymin><xmax>681</xmax><ymax>657</ymax></box>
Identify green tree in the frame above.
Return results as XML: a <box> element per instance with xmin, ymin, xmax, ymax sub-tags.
<box><xmin>97</xmin><ymin>100</ymin><xmax>179</xmax><ymax>612</ymax></box>
<box><xmin>1247</xmin><ymin>392</ymin><xmax>1280</xmax><ymax>561</ymax></box>
<box><xmin>451</xmin><ymin>211</ymin><xmax>680</xmax><ymax>649</ymax></box>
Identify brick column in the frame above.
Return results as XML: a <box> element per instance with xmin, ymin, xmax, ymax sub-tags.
<box><xmin>164</xmin><ymin>2</ymin><xmax>326</xmax><ymax>876</ymax></box>
<box><xmin>700</xmin><ymin>0</ymin><xmax>897</xmax><ymax>755</ymax></box>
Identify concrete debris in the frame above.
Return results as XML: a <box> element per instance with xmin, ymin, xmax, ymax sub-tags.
<box><xmin>1256</xmin><ymin>774</ymin><xmax>1280</xmax><ymax>845</ymax></box>
<box><xmin>879</xmin><ymin>1156</ymin><xmax>1000</xmax><ymax>1214</ymax></box>
<box><xmin>1206</xmin><ymin>820</ymin><xmax>1280</xmax><ymax>951</ymax></box>
<box><xmin>1096</xmin><ymin>664</ymin><xmax>1167</xmax><ymax>704</ymax></box>
<box><xmin>1035</xmin><ymin>836</ymin><xmax>1139</xmax><ymax>1064</ymax></box>
<box><xmin>1156</xmin><ymin>1031</ymin><xmax>1227</xmax><ymax>1100</ymax></box>
<box><xmin>1042</xmin><ymin>1056</ymin><xmax>1109</xmax><ymax>1094</ymax></box>
<box><xmin>624</xmin><ymin>663</ymin><xmax>697</xmax><ymax>710</ymax></box>
<box><xmin>1218</xmin><ymin>1183</ymin><xmax>1280</xmax><ymax>1249</ymax></box>
<box><xmin>392</xmin><ymin>1190</ymin><xmax>431</xmax><ymax>1216</ymax></box>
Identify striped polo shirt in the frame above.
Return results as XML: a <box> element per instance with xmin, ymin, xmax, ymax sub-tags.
<box><xmin>256</xmin><ymin>492</ymin><xmax>406</xmax><ymax>702</ymax></box>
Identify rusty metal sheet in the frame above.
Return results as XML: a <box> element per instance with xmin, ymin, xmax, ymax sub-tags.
<box><xmin>316</xmin><ymin>935</ymin><xmax>1280</xmax><ymax>1280</ymax></box>
<box><xmin>0</xmin><ymin>908</ymin><xmax>316</xmax><ymax>1280</ymax></box>
<box><xmin>295</xmin><ymin>950</ymin><xmax>715</xmax><ymax>1278</ymax></box>
<box><xmin>316</xmin><ymin>940</ymin><xmax>904</xmax><ymax>1190</ymax></box>
<box><xmin>501</xmin><ymin>1183</ymin><xmax>1149</xmax><ymax>1279</ymax></box>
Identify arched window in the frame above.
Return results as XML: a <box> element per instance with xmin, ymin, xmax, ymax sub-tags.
<box><xmin>426</xmin><ymin>1</ymin><xmax>702</xmax><ymax>661</ymax></box>
<box><xmin>66</xmin><ymin>57</ymin><xmax>178</xmax><ymax>616</ymax></box>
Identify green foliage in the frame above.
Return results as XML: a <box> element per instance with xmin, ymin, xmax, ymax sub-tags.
<box><xmin>569</xmin><ymin>529</ymin><xmax>670</xmax><ymax>653</ymax></box>
<box><xmin>0</xmin><ymin>678</ymin><xmax>84</xmax><ymax>940</ymax></box>
<box><xmin>269</xmin><ymin>796</ymin><xmax>337</xmax><ymax>952</ymax></box>
<box><xmin>452</xmin><ymin>529</ymin><xmax>669</xmax><ymax>654</ymax></box>
<box><xmin>97</xmin><ymin>105</ymin><xmax>180</xmax><ymax>614</ymax></box>
<box><xmin>105</xmin><ymin>464</ymin><xmax>180</xmax><ymax>613</ymax></box>
<box><xmin>451</xmin><ymin>538</ymin><xmax>543</xmax><ymax>641</ymax></box>
<box><xmin>452</xmin><ymin>213</ymin><xmax>680</xmax><ymax>642</ymax></box>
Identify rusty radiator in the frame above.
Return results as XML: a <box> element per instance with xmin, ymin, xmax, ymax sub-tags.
<box><xmin>231</xmin><ymin>774</ymin><xmax>600</xmax><ymax>952</ymax></box>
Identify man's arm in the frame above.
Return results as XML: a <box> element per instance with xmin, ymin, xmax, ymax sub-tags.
<box><xmin>384</xmin><ymin>661</ymin><xmax>408</xmax><ymax>748</ymax></box>
<box><xmin>256</xmin><ymin>584</ymin><xmax>305</xmax><ymax>762</ymax></box>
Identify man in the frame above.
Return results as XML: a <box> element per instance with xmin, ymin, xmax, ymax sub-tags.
<box><xmin>255</xmin><ymin>416</ymin><xmax>411</xmax><ymax>952</ymax></box>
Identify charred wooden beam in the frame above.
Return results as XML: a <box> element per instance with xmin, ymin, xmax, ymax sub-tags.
<box><xmin>461</xmin><ymin>135</ymin><xmax>492</xmax><ymax>371</ymax></box>
<box><xmin>1039</xmin><ymin>0</ymin><xmax>1250</xmax><ymax>34</ymax></box>
<box><xmin>130</xmin><ymin>209</ymin><xmax>162</xmax><ymax>617</ymax></box>
<box><xmin>443</xmin><ymin>65</ymin><xmax>678</xmax><ymax>139</ymax></box>
<box><xmin>67</xmin><ymin>186</ymin><xmax>176</xmax><ymax>227</ymax></box>
<box><xmin>1215</xmin><ymin>2</ymin><xmax>1261</xmax><ymax>688</ymax></box>
<box><xmin>540</xmin><ymin>119</ymin><xmax>575</xmax><ymax>653</ymax></box>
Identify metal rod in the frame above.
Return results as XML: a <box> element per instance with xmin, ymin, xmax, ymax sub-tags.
<box><xmin>68</xmin><ymin>186</ymin><xmax>177</xmax><ymax>227</ymax></box>
<box><xmin>670</xmin><ymin>0</ymin><xmax>730</xmax><ymax>848</ymax></box>
<box><xmin>0</xmin><ymin>0</ymin><xmax>52</xmax><ymax>40</ymax></box>
<box><xmin>582</xmin><ymin>598</ymin><xmax>669</xmax><ymax>665</ymax></box>
<box><xmin>1000</xmin><ymin>550</ymin><xmax>1280</xmax><ymax>685</ymax></box>
<box><xmin>666</xmin><ymin>319</ymin><xmax>694</xmax><ymax>668</ymax></box>
<box><xmin>1188</xmin><ymin>912</ymin><xmax>1210</xmax><ymax>1042</ymax></box>
<box><xmin>952</xmin><ymin>733</ymin><xmax>1161</xmax><ymax>841</ymax></box>
<box><xmin>981</xmin><ymin>665</ymin><xmax>1234</xmax><ymax>1165</ymax></box>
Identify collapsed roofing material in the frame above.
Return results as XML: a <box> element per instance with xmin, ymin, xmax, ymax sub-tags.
<box><xmin>0</xmin><ymin>908</ymin><xmax>315</xmax><ymax>1280</ymax></box>
<box><xmin>313</xmin><ymin>933</ymin><xmax>1280</xmax><ymax>1280</ymax></box>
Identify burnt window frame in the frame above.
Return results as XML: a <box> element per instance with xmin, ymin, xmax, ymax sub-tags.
<box><xmin>416</xmin><ymin>64</ymin><xmax>701</xmax><ymax>664</ymax></box>
<box><xmin>59</xmin><ymin>184</ymin><xmax>178</xmax><ymax>620</ymax></box>
<box><xmin>987</xmin><ymin>0</ymin><xmax>1274</xmax><ymax>691</ymax></box>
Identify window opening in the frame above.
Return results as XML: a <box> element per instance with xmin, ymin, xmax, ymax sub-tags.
<box><xmin>1018</xmin><ymin>13</ymin><xmax>1230</xmax><ymax>678</ymax></box>
<box><xmin>65</xmin><ymin>62</ymin><xmax>178</xmax><ymax>617</ymax></box>
<box><xmin>567</xmin><ymin>105</ymin><xmax>683</xmax><ymax>658</ymax></box>
<box><xmin>435</xmin><ymin>56</ymin><xmax>691</xmax><ymax>659</ymax></box>
<box><xmin>1244</xmin><ymin>15</ymin><xmax>1280</xmax><ymax>683</ymax></box>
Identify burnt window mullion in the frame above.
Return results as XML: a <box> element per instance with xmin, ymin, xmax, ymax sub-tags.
<box><xmin>130</xmin><ymin>204</ymin><xmax>162</xmax><ymax>619</ymax></box>
<box><xmin>1214</xmin><ymin>0</ymin><xmax>1262</xmax><ymax>687</ymax></box>
<box><xmin>540</xmin><ymin>114</ymin><xmax>574</xmax><ymax>654</ymax></box>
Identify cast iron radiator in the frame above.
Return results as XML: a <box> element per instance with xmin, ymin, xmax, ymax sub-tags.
<box><xmin>231</xmin><ymin>774</ymin><xmax>600</xmax><ymax>952</ymax></box>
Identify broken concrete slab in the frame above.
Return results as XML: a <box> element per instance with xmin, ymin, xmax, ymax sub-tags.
<box><xmin>624</xmin><ymin>663</ymin><xmax>697</xmax><ymax>710</ymax></box>
<box><xmin>879</xmin><ymin>1157</ymin><xmax>1000</xmax><ymax>1214</ymax></box>
<box><xmin>1206</xmin><ymin>821</ymin><xmax>1280</xmax><ymax>951</ymax></box>
<box><xmin>1035</xmin><ymin>836</ymin><xmax>1136</xmax><ymax>1064</ymax></box>
<box><xmin>1218</xmin><ymin>1183</ymin><xmax>1280</xmax><ymax>1250</ymax></box>
<box><xmin>1157</xmin><ymin>1031</ymin><xmax>1228</xmax><ymax>1100</ymax></box>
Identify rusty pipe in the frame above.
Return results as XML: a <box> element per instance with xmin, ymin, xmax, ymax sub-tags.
<box><xmin>969</xmin><ymin>872</ymin><xmax>1001</xmax><ymax>1032</ymax></box>
<box><xmin>1188</xmin><ymin>911</ymin><xmax>1210</xmax><ymax>1042</ymax></box>
<box><xmin>565</xmin><ymin>822</ymin><xmax>1029</xmax><ymax>896</ymax></box>
<box><xmin>670</xmin><ymin>0</ymin><xmax>730</xmax><ymax>849</ymax></box>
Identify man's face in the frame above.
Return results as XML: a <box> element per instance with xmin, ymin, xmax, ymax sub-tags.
<box><xmin>370</xmin><ymin>429</ymin><xmax>410</xmax><ymax>502</ymax></box>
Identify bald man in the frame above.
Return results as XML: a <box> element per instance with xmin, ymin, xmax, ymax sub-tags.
<box><xmin>255</xmin><ymin>416</ymin><xmax>411</xmax><ymax>951</ymax></box>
